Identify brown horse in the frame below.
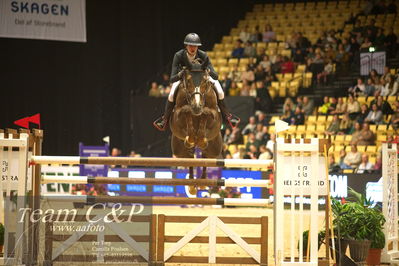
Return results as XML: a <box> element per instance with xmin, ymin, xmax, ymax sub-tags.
<box><xmin>169</xmin><ymin>61</ymin><xmax>223</xmax><ymax>193</ymax></box>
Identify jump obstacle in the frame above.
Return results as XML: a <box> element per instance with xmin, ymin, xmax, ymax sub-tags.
<box><xmin>8</xmin><ymin>129</ymin><xmax>399</xmax><ymax>265</ymax></box>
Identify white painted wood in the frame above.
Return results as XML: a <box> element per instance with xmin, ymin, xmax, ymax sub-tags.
<box><xmin>224</xmin><ymin>179</ymin><xmax>270</xmax><ymax>187</ymax></box>
<box><xmin>52</xmin><ymin>215</ymin><xmax>104</xmax><ymax>260</ymax></box>
<box><xmin>42</xmin><ymin>194</ymin><xmax>86</xmax><ymax>202</ymax></box>
<box><xmin>216</xmin><ymin>216</ymin><xmax>260</xmax><ymax>263</ymax></box>
<box><xmin>223</xmin><ymin>198</ymin><xmax>269</xmax><ymax>206</ymax></box>
<box><xmin>32</xmin><ymin>156</ymin><xmax>80</xmax><ymax>165</ymax></box>
<box><xmin>208</xmin><ymin>215</ymin><xmax>216</xmax><ymax>263</ymax></box>
<box><xmin>107</xmin><ymin>221</ymin><xmax>149</xmax><ymax>261</ymax></box>
<box><xmin>97</xmin><ymin>219</ymin><xmax>105</xmax><ymax>262</ymax></box>
<box><xmin>224</xmin><ymin>159</ymin><xmax>273</xmax><ymax>168</ymax></box>
<box><xmin>42</xmin><ymin>175</ymin><xmax>88</xmax><ymax>184</ymax></box>
<box><xmin>164</xmin><ymin>217</ymin><xmax>209</xmax><ymax>261</ymax></box>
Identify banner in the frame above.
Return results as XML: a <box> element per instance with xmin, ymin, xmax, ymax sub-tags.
<box><xmin>0</xmin><ymin>0</ymin><xmax>86</xmax><ymax>42</ymax></box>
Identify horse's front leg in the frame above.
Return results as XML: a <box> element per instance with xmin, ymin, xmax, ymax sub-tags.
<box><xmin>197</xmin><ymin>113</ymin><xmax>211</xmax><ymax>150</ymax></box>
<box><xmin>184</xmin><ymin>113</ymin><xmax>195</xmax><ymax>148</ymax></box>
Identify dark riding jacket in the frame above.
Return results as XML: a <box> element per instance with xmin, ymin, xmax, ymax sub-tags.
<box><xmin>170</xmin><ymin>49</ymin><xmax>218</xmax><ymax>83</ymax></box>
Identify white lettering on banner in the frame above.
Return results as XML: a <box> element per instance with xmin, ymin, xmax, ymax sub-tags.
<box><xmin>0</xmin><ymin>0</ymin><xmax>86</xmax><ymax>42</ymax></box>
<box><xmin>329</xmin><ymin>174</ymin><xmax>347</xmax><ymax>198</ymax></box>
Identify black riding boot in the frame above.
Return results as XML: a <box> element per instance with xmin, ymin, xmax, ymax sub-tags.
<box><xmin>217</xmin><ymin>99</ymin><xmax>240</xmax><ymax>129</ymax></box>
<box><xmin>153</xmin><ymin>100</ymin><xmax>175</xmax><ymax>131</ymax></box>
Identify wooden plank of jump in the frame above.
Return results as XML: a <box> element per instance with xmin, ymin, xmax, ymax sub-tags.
<box><xmin>167</xmin><ymin>256</ymin><xmax>258</xmax><ymax>264</ymax></box>
<box><xmin>51</xmin><ymin>235</ymin><xmax>151</xmax><ymax>242</ymax></box>
<box><xmin>260</xmin><ymin>216</ymin><xmax>268</xmax><ymax>266</ymax></box>
<box><xmin>42</xmin><ymin>195</ymin><xmax>270</xmax><ymax>206</ymax></box>
<box><xmin>157</xmin><ymin>214</ymin><xmax>165</xmax><ymax>264</ymax></box>
<box><xmin>32</xmin><ymin>155</ymin><xmax>272</xmax><ymax>168</ymax></box>
<box><xmin>164</xmin><ymin>215</ymin><xmax>262</xmax><ymax>224</ymax></box>
<box><xmin>55</xmin><ymin>254</ymin><xmax>147</xmax><ymax>262</ymax></box>
<box><xmin>41</xmin><ymin>175</ymin><xmax>271</xmax><ymax>187</ymax></box>
<box><xmin>164</xmin><ymin>235</ymin><xmax>262</xmax><ymax>244</ymax></box>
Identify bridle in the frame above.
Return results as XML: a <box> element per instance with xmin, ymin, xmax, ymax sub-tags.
<box><xmin>181</xmin><ymin>68</ymin><xmax>211</xmax><ymax>108</ymax></box>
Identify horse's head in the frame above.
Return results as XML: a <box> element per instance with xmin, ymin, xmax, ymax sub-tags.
<box><xmin>182</xmin><ymin>59</ymin><xmax>211</xmax><ymax>116</ymax></box>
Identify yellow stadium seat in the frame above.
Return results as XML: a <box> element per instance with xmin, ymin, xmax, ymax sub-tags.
<box><xmin>222</xmin><ymin>36</ymin><xmax>233</xmax><ymax>43</ymax></box>
<box><xmin>369</xmin><ymin>124</ymin><xmax>377</xmax><ymax>133</ymax></box>
<box><xmin>228</xmin><ymin>58</ymin><xmax>238</xmax><ymax>66</ymax></box>
<box><xmin>366</xmin><ymin>145</ymin><xmax>377</xmax><ymax>153</ymax></box>
<box><xmin>278</xmin><ymin>87</ymin><xmax>287</xmax><ymax>97</ymax></box>
<box><xmin>357</xmin><ymin>145</ymin><xmax>366</xmax><ymax>152</ymax></box>
<box><xmin>213</xmin><ymin>43</ymin><xmax>224</xmax><ymax>51</ymax></box>
<box><xmin>239</xmin><ymin>58</ymin><xmax>250</xmax><ymax>66</ymax></box>
<box><xmin>344</xmin><ymin>135</ymin><xmax>352</xmax><ymax>143</ymax></box>
<box><xmin>271</xmin><ymin>81</ymin><xmax>280</xmax><ymax>90</ymax></box>
<box><xmin>317</xmin><ymin>116</ymin><xmax>327</xmax><ymax>124</ymax></box>
<box><xmin>307</xmin><ymin>115</ymin><xmax>317</xmax><ymax>125</ymax></box>
<box><xmin>215</xmin><ymin>58</ymin><xmax>227</xmax><ymax>67</ymax></box>
<box><xmin>276</xmin><ymin>73</ymin><xmax>283</xmax><ymax>81</ymax></box>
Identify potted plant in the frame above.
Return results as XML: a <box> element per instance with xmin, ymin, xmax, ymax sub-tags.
<box><xmin>333</xmin><ymin>188</ymin><xmax>386</xmax><ymax>264</ymax></box>
<box><xmin>0</xmin><ymin>223</ymin><xmax>4</xmax><ymax>253</ymax></box>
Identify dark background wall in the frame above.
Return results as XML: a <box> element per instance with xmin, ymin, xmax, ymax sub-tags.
<box><xmin>0</xmin><ymin>0</ymin><xmax>253</xmax><ymax>155</ymax></box>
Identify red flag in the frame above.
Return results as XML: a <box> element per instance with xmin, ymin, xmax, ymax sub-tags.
<box><xmin>14</xmin><ymin>113</ymin><xmax>41</xmax><ymax>129</ymax></box>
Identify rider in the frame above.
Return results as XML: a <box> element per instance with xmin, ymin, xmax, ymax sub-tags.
<box><xmin>153</xmin><ymin>33</ymin><xmax>240</xmax><ymax>131</ymax></box>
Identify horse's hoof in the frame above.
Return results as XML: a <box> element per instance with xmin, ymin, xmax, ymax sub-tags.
<box><xmin>188</xmin><ymin>186</ymin><xmax>197</xmax><ymax>196</ymax></box>
<box><xmin>184</xmin><ymin>136</ymin><xmax>195</xmax><ymax>148</ymax></box>
<box><xmin>198</xmin><ymin>138</ymin><xmax>208</xmax><ymax>150</ymax></box>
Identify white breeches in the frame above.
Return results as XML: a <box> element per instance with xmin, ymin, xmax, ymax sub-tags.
<box><xmin>168</xmin><ymin>77</ymin><xmax>224</xmax><ymax>102</ymax></box>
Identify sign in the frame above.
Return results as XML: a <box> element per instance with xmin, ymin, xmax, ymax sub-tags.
<box><xmin>360</xmin><ymin>51</ymin><xmax>386</xmax><ymax>75</ymax></box>
<box><xmin>0</xmin><ymin>0</ymin><xmax>86</xmax><ymax>42</ymax></box>
<box><xmin>1</xmin><ymin>151</ymin><xmax>32</xmax><ymax>190</ymax></box>
<box><xmin>79</xmin><ymin>143</ymin><xmax>109</xmax><ymax>177</ymax></box>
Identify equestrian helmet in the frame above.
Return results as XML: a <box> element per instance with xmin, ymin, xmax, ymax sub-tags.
<box><xmin>184</xmin><ymin>33</ymin><xmax>202</xmax><ymax>46</ymax></box>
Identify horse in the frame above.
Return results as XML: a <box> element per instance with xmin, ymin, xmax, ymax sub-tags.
<box><xmin>169</xmin><ymin>60</ymin><xmax>223</xmax><ymax>194</ymax></box>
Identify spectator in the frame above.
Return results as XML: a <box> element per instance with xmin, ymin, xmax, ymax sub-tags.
<box><xmin>327</xmin><ymin>97</ymin><xmax>338</xmax><ymax>114</ymax></box>
<box><xmin>226</xmin><ymin>127</ymin><xmax>243</xmax><ymax>145</ymax></box>
<box><xmin>259</xmin><ymin>55</ymin><xmax>272</xmax><ymax>69</ymax></box>
<box><xmin>231</xmin><ymin>39</ymin><xmax>244</xmax><ymax>58</ymax></box>
<box><xmin>385</xmin><ymin>28</ymin><xmax>397</xmax><ymax>57</ymax></box>
<box><xmin>351</xmin><ymin>122</ymin><xmax>363</xmax><ymax>144</ymax></box>
<box><xmin>390</xmin><ymin>108</ymin><xmax>399</xmax><ymax>131</ymax></box>
<box><xmin>290</xmin><ymin>106</ymin><xmax>305</xmax><ymax>125</ymax></box>
<box><xmin>348</xmin><ymin>78</ymin><xmax>366</xmax><ymax>96</ymax></box>
<box><xmin>331</xmin><ymin>97</ymin><xmax>347</xmax><ymax>115</ymax></box>
<box><xmin>223</xmin><ymin>128</ymin><xmax>232</xmax><ymax>143</ymax></box>
<box><xmin>339</xmin><ymin>113</ymin><xmax>354</xmax><ymax>134</ymax></box>
<box><xmin>374</xmin><ymin>155</ymin><xmax>382</xmax><ymax>171</ymax></box>
<box><xmin>381</xmin><ymin>66</ymin><xmax>391</xmax><ymax>83</ymax></box>
<box><xmin>242</xmin><ymin>116</ymin><xmax>257</xmax><ymax>135</ymax></box>
<box><xmin>364</xmin><ymin>78</ymin><xmax>376</xmax><ymax>96</ymax></box>
<box><xmin>266</xmin><ymin>133</ymin><xmax>276</xmax><ymax>152</ymax></box>
<box><xmin>281</xmin><ymin>56</ymin><xmax>295</xmax><ymax>74</ymax></box>
<box><xmin>339</xmin><ymin>149</ymin><xmax>351</xmax><ymax>169</ymax></box>
<box><xmin>357</xmin><ymin>122</ymin><xmax>376</xmax><ymax>145</ymax></box>
<box><xmin>239</xmin><ymin>26</ymin><xmax>250</xmax><ymax>43</ymax></box>
<box><xmin>243</xmin><ymin>41</ymin><xmax>257</xmax><ymax>58</ymax></box>
<box><xmin>293</xmin><ymin>49</ymin><xmax>306</xmax><ymax>64</ymax></box>
<box><xmin>241</xmin><ymin>65</ymin><xmax>255</xmax><ymax>85</ymax></box>
<box><xmin>220</xmin><ymin>73</ymin><xmax>232</xmax><ymax>95</ymax></box>
<box><xmin>245</xmin><ymin>133</ymin><xmax>261</xmax><ymax>152</ymax></box>
<box><xmin>255</xmin><ymin>81</ymin><xmax>273</xmax><ymax>113</ymax></box>
<box><xmin>160</xmin><ymin>73</ymin><xmax>170</xmax><ymax>88</ymax></box>
<box><xmin>325</xmin><ymin>114</ymin><xmax>341</xmax><ymax>135</ymax></box>
<box><xmin>329</xmin><ymin>155</ymin><xmax>341</xmax><ymax>173</ymax></box>
<box><xmin>254</xmin><ymin>65</ymin><xmax>266</xmax><ymax>81</ymax></box>
<box><xmin>357</xmin><ymin>103</ymin><xmax>370</xmax><ymax>124</ymax></box>
<box><xmin>256</xmin><ymin>111</ymin><xmax>268</xmax><ymax>126</ymax></box>
<box><xmin>374</xmin><ymin>95</ymin><xmax>394</xmax><ymax>115</ymax></box>
<box><xmin>347</xmin><ymin>94</ymin><xmax>361</xmax><ymax>119</ymax></box>
<box><xmin>296</xmin><ymin>32</ymin><xmax>311</xmax><ymax>52</ymax></box>
<box><xmin>317</xmin><ymin>59</ymin><xmax>334</xmax><ymax>84</ymax></box>
<box><xmin>271</xmin><ymin>54</ymin><xmax>283</xmax><ymax>73</ymax></box>
<box><xmin>302</xmin><ymin>96</ymin><xmax>315</xmax><ymax>115</ymax></box>
<box><xmin>262</xmin><ymin>24</ymin><xmax>276</xmax><ymax>42</ymax></box>
<box><xmin>381</xmin><ymin>75</ymin><xmax>398</xmax><ymax>96</ymax></box>
<box><xmin>318</xmin><ymin>96</ymin><xmax>331</xmax><ymax>115</ymax></box>
<box><xmin>281</xmin><ymin>104</ymin><xmax>294</xmax><ymax>124</ymax></box>
<box><xmin>369</xmin><ymin>69</ymin><xmax>380</xmax><ymax>85</ymax></box>
<box><xmin>375</xmin><ymin>28</ymin><xmax>386</xmax><ymax>47</ymax></box>
<box><xmin>228</xmin><ymin>81</ymin><xmax>240</xmax><ymax>96</ymax></box>
<box><xmin>149</xmin><ymin>81</ymin><xmax>161</xmax><ymax>97</ymax></box>
<box><xmin>228</xmin><ymin>65</ymin><xmax>242</xmax><ymax>83</ymax></box>
<box><xmin>365</xmin><ymin>103</ymin><xmax>384</xmax><ymax>124</ymax></box>
<box><xmin>260</xmin><ymin>126</ymin><xmax>271</xmax><ymax>145</ymax></box>
<box><xmin>356</xmin><ymin>153</ymin><xmax>374</xmax><ymax>173</ymax></box>
<box><xmin>254</xmin><ymin>123</ymin><xmax>264</xmax><ymax>141</ymax></box>
<box><xmin>249</xmin><ymin>25</ymin><xmax>263</xmax><ymax>43</ymax></box>
<box><xmin>259</xmin><ymin>145</ymin><xmax>273</xmax><ymax>160</ymax></box>
<box><xmin>247</xmin><ymin>144</ymin><xmax>260</xmax><ymax>159</ymax></box>
<box><xmin>343</xmin><ymin>144</ymin><xmax>362</xmax><ymax>169</ymax></box>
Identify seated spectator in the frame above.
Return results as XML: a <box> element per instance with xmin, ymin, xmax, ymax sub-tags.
<box><xmin>325</xmin><ymin>114</ymin><xmax>341</xmax><ymax>135</ymax></box>
<box><xmin>241</xmin><ymin>65</ymin><xmax>255</xmax><ymax>85</ymax></box>
<box><xmin>281</xmin><ymin>105</ymin><xmax>294</xmax><ymax>124</ymax></box>
<box><xmin>339</xmin><ymin>113</ymin><xmax>354</xmax><ymax>134</ymax></box>
<box><xmin>339</xmin><ymin>149</ymin><xmax>351</xmax><ymax>169</ymax></box>
<box><xmin>365</xmin><ymin>103</ymin><xmax>384</xmax><ymax>124</ymax></box>
<box><xmin>357</xmin><ymin>103</ymin><xmax>370</xmax><ymax>124</ymax></box>
<box><xmin>259</xmin><ymin>55</ymin><xmax>272</xmax><ymax>69</ymax></box>
<box><xmin>149</xmin><ymin>81</ymin><xmax>161</xmax><ymax>97</ymax></box>
<box><xmin>281</xmin><ymin>56</ymin><xmax>295</xmax><ymax>74</ymax></box>
<box><xmin>331</xmin><ymin>97</ymin><xmax>347</xmax><ymax>115</ymax></box>
<box><xmin>249</xmin><ymin>25</ymin><xmax>263</xmax><ymax>43</ymax></box>
<box><xmin>335</xmin><ymin>43</ymin><xmax>349</xmax><ymax>67</ymax></box>
<box><xmin>247</xmin><ymin>144</ymin><xmax>260</xmax><ymax>159</ymax></box>
<box><xmin>356</xmin><ymin>122</ymin><xmax>376</xmax><ymax>145</ymax></box>
<box><xmin>160</xmin><ymin>73</ymin><xmax>170</xmax><ymax>88</ymax></box>
<box><xmin>364</xmin><ymin>78</ymin><xmax>376</xmax><ymax>96</ymax></box>
<box><xmin>347</xmin><ymin>94</ymin><xmax>361</xmax><ymax>119</ymax></box>
<box><xmin>243</xmin><ymin>41</ymin><xmax>256</xmax><ymax>58</ymax></box>
<box><xmin>228</xmin><ymin>65</ymin><xmax>242</xmax><ymax>83</ymax></box>
<box><xmin>294</xmin><ymin>96</ymin><xmax>304</xmax><ymax>110</ymax></box>
<box><xmin>240</xmin><ymin>83</ymin><xmax>255</xmax><ymax>97</ymax></box>
<box><xmin>390</xmin><ymin>108</ymin><xmax>399</xmax><ymax>131</ymax></box>
<box><xmin>290</xmin><ymin>106</ymin><xmax>305</xmax><ymax>125</ymax></box>
<box><xmin>256</xmin><ymin>111</ymin><xmax>268</xmax><ymax>126</ymax></box>
<box><xmin>283</xmin><ymin>97</ymin><xmax>295</xmax><ymax>113</ymax></box>
<box><xmin>350</xmin><ymin>122</ymin><xmax>363</xmax><ymax>144</ymax></box>
<box><xmin>254</xmin><ymin>65</ymin><xmax>266</xmax><ymax>81</ymax></box>
<box><xmin>239</xmin><ymin>26</ymin><xmax>250</xmax><ymax>43</ymax></box>
<box><xmin>255</xmin><ymin>81</ymin><xmax>273</xmax><ymax>113</ymax></box>
<box><xmin>327</xmin><ymin>97</ymin><xmax>338</xmax><ymax>114</ymax></box>
<box><xmin>369</xmin><ymin>69</ymin><xmax>380</xmax><ymax>85</ymax></box>
<box><xmin>219</xmin><ymin>72</ymin><xmax>232</xmax><ymax>93</ymax></box>
<box><xmin>254</xmin><ymin>123</ymin><xmax>264</xmax><ymax>141</ymax></box>
<box><xmin>262</xmin><ymin>24</ymin><xmax>276</xmax><ymax>42</ymax></box>
<box><xmin>242</xmin><ymin>116</ymin><xmax>257</xmax><ymax>135</ymax></box>
<box><xmin>343</xmin><ymin>144</ymin><xmax>362</xmax><ymax>169</ymax></box>
<box><xmin>293</xmin><ymin>49</ymin><xmax>306</xmax><ymax>64</ymax></box>
<box><xmin>356</xmin><ymin>153</ymin><xmax>374</xmax><ymax>173</ymax></box>
<box><xmin>228</xmin><ymin>81</ymin><xmax>240</xmax><ymax>96</ymax></box>
<box><xmin>348</xmin><ymin>78</ymin><xmax>366</xmax><ymax>96</ymax></box>
<box><xmin>360</xmin><ymin>37</ymin><xmax>373</xmax><ymax>49</ymax></box>
<box><xmin>245</xmin><ymin>133</ymin><xmax>261</xmax><ymax>152</ymax></box>
<box><xmin>260</xmin><ymin>126</ymin><xmax>270</xmax><ymax>145</ymax></box>
<box><xmin>381</xmin><ymin>75</ymin><xmax>398</xmax><ymax>96</ymax></box>
<box><xmin>317</xmin><ymin>59</ymin><xmax>334</xmax><ymax>84</ymax></box>
<box><xmin>271</xmin><ymin>54</ymin><xmax>283</xmax><ymax>73</ymax></box>
<box><xmin>296</xmin><ymin>32</ymin><xmax>311</xmax><ymax>52</ymax></box>
<box><xmin>318</xmin><ymin>96</ymin><xmax>331</xmax><ymax>115</ymax></box>
<box><xmin>226</xmin><ymin>127</ymin><xmax>243</xmax><ymax>145</ymax></box>
<box><xmin>385</xmin><ymin>28</ymin><xmax>398</xmax><ymax>57</ymax></box>
<box><xmin>302</xmin><ymin>96</ymin><xmax>315</xmax><ymax>115</ymax></box>
<box><xmin>329</xmin><ymin>155</ymin><xmax>341</xmax><ymax>173</ymax></box>
<box><xmin>223</xmin><ymin>128</ymin><xmax>233</xmax><ymax>143</ymax></box>
<box><xmin>231</xmin><ymin>39</ymin><xmax>244</xmax><ymax>58</ymax></box>
<box><xmin>375</xmin><ymin>28</ymin><xmax>386</xmax><ymax>47</ymax></box>
<box><xmin>266</xmin><ymin>133</ymin><xmax>276</xmax><ymax>152</ymax></box>
<box><xmin>258</xmin><ymin>145</ymin><xmax>273</xmax><ymax>160</ymax></box>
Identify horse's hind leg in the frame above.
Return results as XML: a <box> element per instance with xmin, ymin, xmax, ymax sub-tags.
<box><xmin>200</xmin><ymin>166</ymin><xmax>207</xmax><ymax>179</ymax></box>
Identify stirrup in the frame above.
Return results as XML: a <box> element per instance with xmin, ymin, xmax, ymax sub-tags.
<box><xmin>227</xmin><ymin>114</ymin><xmax>240</xmax><ymax>129</ymax></box>
<box><xmin>153</xmin><ymin>117</ymin><xmax>167</xmax><ymax>131</ymax></box>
